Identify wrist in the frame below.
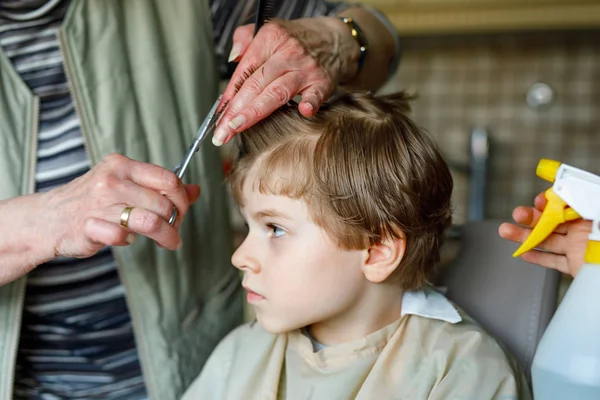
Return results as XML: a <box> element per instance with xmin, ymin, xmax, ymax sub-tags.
<box><xmin>0</xmin><ymin>193</ymin><xmax>55</xmax><ymax>281</ymax></box>
<box><xmin>325</xmin><ymin>16</ymin><xmax>362</xmax><ymax>84</ymax></box>
<box><xmin>22</xmin><ymin>192</ymin><xmax>57</xmax><ymax>264</ymax></box>
<box><xmin>335</xmin><ymin>16</ymin><xmax>369</xmax><ymax>84</ymax></box>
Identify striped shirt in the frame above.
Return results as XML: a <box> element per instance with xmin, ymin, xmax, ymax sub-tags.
<box><xmin>0</xmin><ymin>0</ymin><xmax>400</xmax><ymax>398</ymax></box>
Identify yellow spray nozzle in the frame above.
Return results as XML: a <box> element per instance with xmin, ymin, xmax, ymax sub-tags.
<box><xmin>513</xmin><ymin>188</ymin><xmax>580</xmax><ymax>257</ymax></box>
<box><xmin>536</xmin><ymin>159</ymin><xmax>562</xmax><ymax>183</ymax></box>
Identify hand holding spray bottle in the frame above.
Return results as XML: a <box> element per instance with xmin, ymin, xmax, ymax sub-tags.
<box><xmin>513</xmin><ymin>159</ymin><xmax>600</xmax><ymax>399</ymax></box>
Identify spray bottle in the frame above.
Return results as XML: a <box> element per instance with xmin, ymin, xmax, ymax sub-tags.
<box><xmin>513</xmin><ymin>159</ymin><xmax>600</xmax><ymax>399</ymax></box>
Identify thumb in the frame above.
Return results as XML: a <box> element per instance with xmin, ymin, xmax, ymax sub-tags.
<box><xmin>228</xmin><ymin>24</ymin><xmax>254</xmax><ymax>62</ymax></box>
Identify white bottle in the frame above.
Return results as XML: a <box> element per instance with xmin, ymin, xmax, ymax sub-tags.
<box><xmin>532</xmin><ymin>261</ymin><xmax>600</xmax><ymax>399</ymax></box>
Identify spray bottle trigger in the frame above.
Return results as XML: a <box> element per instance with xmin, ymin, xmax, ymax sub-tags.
<box><xmin>513</xmin><ymin>188</ymin><xmax>579</xmax><ymax>257</ymax></box>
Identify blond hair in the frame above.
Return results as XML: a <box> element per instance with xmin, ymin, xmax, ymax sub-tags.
<box><xmin>228</xmin><ymin>92</ymin><xmax>453</xmax><ymax>291</ymax></box>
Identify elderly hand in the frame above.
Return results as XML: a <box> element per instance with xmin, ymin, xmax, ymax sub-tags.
<box><xmin>499</xmin><ymin>192</ymin><xmax>591</xmax><ymax>277</ymax></box>
<box><xmin>42</xmin><ymin>153</ymin><xmax>200</xmax><ymax>257</ymax></box>
<box><xmin>212</xmin><ymin>17</ymin><xmax>360</xmax><ymax>146</ymax></box>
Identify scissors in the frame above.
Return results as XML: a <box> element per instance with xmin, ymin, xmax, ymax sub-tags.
<box><xmin>168</xmin><ymin>95</ymin><xmax>223</xmax><ymax>225</ymax></box>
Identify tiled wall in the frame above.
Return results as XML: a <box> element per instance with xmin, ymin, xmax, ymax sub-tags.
<box><xmin>380</xmin><ymin>30</ymin><xmax>600</xmax><ymax>224</ymax></box>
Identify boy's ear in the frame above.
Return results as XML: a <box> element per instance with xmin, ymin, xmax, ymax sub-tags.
<box><xmin>362</xmin><ymin>233</ymin><xmax>406</xmax><ymax>283</ymax></box>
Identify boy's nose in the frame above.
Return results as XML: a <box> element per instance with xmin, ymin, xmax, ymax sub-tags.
<box><xmin>232</xmin><ymin>237</ymin><xmax>261</xmax><ymax>273</ymax></box>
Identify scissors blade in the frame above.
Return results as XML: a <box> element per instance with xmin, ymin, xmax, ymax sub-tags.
<box><xmin>173</xmin><ymin>95</ymin><xmax>223</xmax><ymax>179</ymax></box>
<box><xmin>191</xmin><ymin>94</ymin><xmax>223</xmax><ymax>149</ymax></box>
<box><xmin>169</xmin><ymin>95</ymin><xmax>225</xmax><ymax>225</ymax></box>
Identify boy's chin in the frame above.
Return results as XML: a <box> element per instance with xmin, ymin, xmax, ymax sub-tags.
<box><xmin>255</xmin><ymin>314</ymin><xmax>305</xmax><ymax>334</ymax></box>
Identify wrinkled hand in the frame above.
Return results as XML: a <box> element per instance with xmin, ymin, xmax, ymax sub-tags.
<box><xmin>212</xmin><ymin>17</ymin><xmax>360</xmax><ymax>146</ymax></box>
<box><xmin>41</xmin><ymin>153</ymin><xmax>200</xmax><ymax>258</ymax></box>
<box><xmin>499</xmin><ymin>192</ymin><xmax>591</xmax><ymax>277</ymax></box>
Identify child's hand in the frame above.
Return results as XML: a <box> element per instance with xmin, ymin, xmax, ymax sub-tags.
<box><xmin>499</xmin><ymin>191</ymin><xmax>592</xmax><ymax>277</ymax></box>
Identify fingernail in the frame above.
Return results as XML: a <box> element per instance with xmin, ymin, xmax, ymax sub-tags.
<box><xmin>126</xmin><ymin>233</ymin><xmax>136</xmax><ymax>244</ymax></box>
<box><xmin>303</xmin><ymin>101</ymin><xmax>314</xmax><ymax>112</ymax></box>
<box><xmin>228</xmin><ymin>114</ymin><xmax>245</xmax><ymax>130</ymax></box>
<box><xmin>177</xmin><ymin>239</ymin><xmax>183</xmax><ymax>250</ymax></box>
<box><xmin>228</xmin><ymin>43</ymin><xmax>241</xmax><ymax>62</ymax></box>
<box><xmin>212</xmin><ymin>129</ymin><xmax>225</xmax><ymax>147</ymax></box>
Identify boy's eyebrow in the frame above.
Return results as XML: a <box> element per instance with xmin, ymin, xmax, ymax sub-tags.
<box><xmin>253</xmin><ymin>209</ymin><xmax>291</xmax><ymax>221</ymax></box>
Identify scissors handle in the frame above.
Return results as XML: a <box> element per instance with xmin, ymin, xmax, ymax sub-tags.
<box><xmin>167</xmin><ymin>164</ymin><xmax>188</xmax><ymax>225</ymax></box>
<box><xmin>168</xmin><ymin>96</ymin><xmax>222</xmax><ymax>225</ymax></box>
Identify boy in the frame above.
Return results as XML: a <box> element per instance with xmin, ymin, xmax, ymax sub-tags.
<box><xmin>183</xmin><ymin>92</ymin><xmax>531</xmax><ymax>399</ymax></box>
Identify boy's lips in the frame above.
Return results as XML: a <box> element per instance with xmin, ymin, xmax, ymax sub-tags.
<box><xmin>243</xmin><ymin>285</ymin><xmax>265</xmax><ymax>302</ymax></box>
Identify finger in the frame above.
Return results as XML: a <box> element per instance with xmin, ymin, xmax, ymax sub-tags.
<box><xmin>117</xmin><ymin>184</ymin><xmax>200</xmax><ymax>225</ymax></box>
<box><xmin>118</xmin><ymin>159</ymin><xmax>190</xmax><ymax>220</ymax></box>
<box><xmin>84</xmin><ymin>217</ymin><xmax>136</xmax><ymax>248</ymax></box>
<box><xmin>534</xmin><ymin>191</ymin><xmax>548</xmax><ymax>211</ymax></box>
<box><xmin>228</xmin><ymin>24</ymin><xmax>254</xmax><ymax>63</ymax></box>
<box><xmin>511</xmin><ymin>205</ymin><xmax>569</xmax><ymax>234</ymax></box>
<box><xmin>216</xmin><ymin>57</ymin><xmax>295</xmax><ymax>145</ymax></box>
<box><xmin>220</xmin><ymin>28</ymin><xmax>275</xmax><ymax>108</ymax></box>
<box><xmin>216</xmin><ymin>24</ymin><xmax>294</xmax><ymax>142</ymax></box>
<box><xmin>160</xmin><ymin>184</ymin><xmax>200</xmax><ymax>229</ymax></box>
<box><xmin>498</xmin><ymin>222</ymin><xmax>524</xmax><ymax>243</ymax></box>
<box><xmin>512</xmin><ymin>206</ymin><xmax>539</xmax><ymax>226</ymax></box>
<box><xmin>520</xmin><ymin>250</ymin><xmax>569</xmax><ymax>275</ymax></box>
<box><xmin>499</xmin><ymin>222</ymin><xmax>543</xmax><ymax>245</ymax></box>
<box><xmin>298</xmin><ymin>85</ymin><xmax>329</xmax><ymax>117</ymax></box>
<box><xmin>499</xmin><ymin>222</ymin><xmax>568</xmax><ymax>254</ymax></box>
<box><xmin>119</xmin><ymin>181</ymin><xmax>176</xmax><ymax>223</ymax></box>
<box><xmin>223</xmin><ymin>74</ymin><xmax>304</xmax><ymax>144</ymax></box>
<box><xmin>101</xmin><ymin>205</ymin><xmax>182</xmax><ymax>250</ymax></box>
<box><xmin>185</xmin><ymin>184</ymin><xmax>201</xmax><ymax>204</ymax></box>
<box><xmin>176</xmin><ymin>185</ymin><xmax>201</xmax><ymax>226</ymax></box>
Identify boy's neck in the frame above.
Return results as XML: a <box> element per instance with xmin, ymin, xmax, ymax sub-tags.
<box><xmin>307</xmin><ymin>283</ymin><xmax>403</xmax><ymax>346</ymax></box>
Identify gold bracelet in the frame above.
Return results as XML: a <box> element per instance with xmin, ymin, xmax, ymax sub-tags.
<box><xmin>338</xmin><ymin>17</ymin><xmax>368</xmax><ymax>76</ymax></box>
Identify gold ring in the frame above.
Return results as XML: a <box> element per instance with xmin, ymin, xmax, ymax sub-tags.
<box><xmin>120</xmin><ymin>206</ymin><xmax>134</xmax><ymax>228</ymax></box>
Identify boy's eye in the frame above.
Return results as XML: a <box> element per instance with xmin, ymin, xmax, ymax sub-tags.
<box><xmin>267</xmin><ymin>224</ymin><xmax>286</xmax><ymax>238</ymax></box>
